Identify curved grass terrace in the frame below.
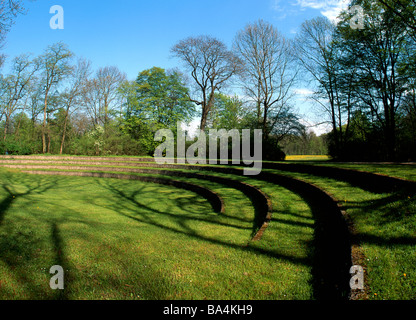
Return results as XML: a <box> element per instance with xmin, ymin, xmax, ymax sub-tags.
<box><xmin>0</xmin><ymin>155</ymin><xmax>414</xmax><ymax>300</ymax></box>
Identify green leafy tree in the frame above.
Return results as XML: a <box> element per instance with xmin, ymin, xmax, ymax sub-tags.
<box><xmin>120</xmin><ymin>67</ymin><xmax>196</xmax><ymax>155</ymax></box>
<box><xmin>133</xmin><ymin>67</ymin><xmax>195</xmax><ymax>127</ymax></box>
<box><xmin>336</xmin><ymin>0</ymin><xmax>413</xmax><ymax>160</ymax></box>
<box><xmin>376</xmin><ymin>0</ymin><xmax>416</xmax><ymax>41</ymax></box>
<box><xmin>207</xmin><ymin>93</ymin><xmax>246</xmax><ymax>130</ymax></box>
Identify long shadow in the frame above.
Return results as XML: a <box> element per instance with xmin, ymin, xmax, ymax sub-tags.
<box><xmin>341</xmin><ymin>191</ymin><xmax>416</xmax><ymax>247</ymax></box>
<box><xmin>74</xmin><ymin>165</ymin><xmax>352</xmax><ymax>300</ymax></box>
<box><xmin>96</xmin><ymin>179</ymin><xmax>252</xmax><ymax>233</ymax></box>
<box><xmin>97</xmin><ymin>179</ymin><xmax>310</xmax><ymax>267</ymax></box>
<box><xmin>17</xmin><ymin>165</ymin><xmax>273</xmax><ymax>237</ymax></box>
<box><xmin>0</xmin><ymin>173</ymin><xmax>59</xmax><ymax>299</ymax></box>
<box><xmin>358</xmin><ymin>233</ymin><xmax>416</xmax><ymax>247</ymax></box>
<box><xmin>51</xmin><ymin>222</ymin><xmax>70</xmax><ymax>300</ymax></box>
<box><xmin>262</xmin><ymin>162</ymin><xmax>416</xmax><ymax>194</ymax></box>
<box><xmin>255</xmin><ymin>171</ymin><xmax>352</xmax><ymax>300</ymax></box>
<box><xmin>24</xmin><ymin>167</ymin><xmax>273</xmax><ymax>239</ymax></box>
<box><xmin>0</xmin><ymin>186</ymin><xmax>15</xmax><ymax>225</ymax></box>
<box><xmin>0</xmin><ymin>175</ymin><xmax>58</xmax><ymax>224</ymax></box>
<box><xmin>158</xmin><ymin>164</ymin><xmax>353</xmax><ymax>300</ymax></box>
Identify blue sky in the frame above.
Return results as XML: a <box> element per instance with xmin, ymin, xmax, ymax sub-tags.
<box><xmin>1</xmin><ymin>0</ymin><xmax>350</xmax><ymax>134</ymax></box>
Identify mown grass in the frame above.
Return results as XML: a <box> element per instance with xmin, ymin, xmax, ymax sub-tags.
<box><xmin>2</xmin><ymin>155</ymin><xmax>413</xmax><ymax>300</ymax></box>
<box><xmin>263</xmin><ymin>167</ymin><xmax>416</xmax><ymax>300</ymax></box>
<box><xmin>314</xmin><ymin>163</ymin><xmax>416</xmax><ymax>182</ymax></box>
<box><xmin>0</xmin><ymin>167</ymin><xmax>316</xmax><ymax>300</ymax></box>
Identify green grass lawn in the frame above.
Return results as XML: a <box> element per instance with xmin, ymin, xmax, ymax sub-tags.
<box><xmin>316</xmin><ymin>163</ymin><xmax>416</xmax><ymax>182</ymax></box>
<box><xmin>1</xmin><ymin>156</ymin><xmax>414</xmax><ymax>300</ymax></box>
<box><xmin>0</xmin><ymin>168</ymin><xmax>315</xmax><ymax>300</ymax></box>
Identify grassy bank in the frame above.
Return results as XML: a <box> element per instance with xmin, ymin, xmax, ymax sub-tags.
<box><xmin>0</xmin><ymin>168</ymin><xmax>315</xmax><ymax>300</ymax></box>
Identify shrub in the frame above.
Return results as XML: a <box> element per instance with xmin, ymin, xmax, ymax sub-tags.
<box><xmin>0</xmin><ymin>140</ymin><xmax>35</xmax><ymax>155</ymax></box>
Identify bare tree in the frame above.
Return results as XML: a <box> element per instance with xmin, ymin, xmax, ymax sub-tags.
<box><xmin>0</xmin><ymin>53</ymin><xmax>38</xmax><ymax>141</ymax></box>
<box><xmin>0</xmin><ymin>0</ymin><xmax>32</xmax><ymax>68</ymax></box>
<box><xmin>37</xmin><ymin>42</ymin><xmax>73</xmax><ymax>153</ymax></box>
<box><xmin>0</xmin><ymin>0</ymin><xmax>32</xmax><ymax>47</ymax></box>
<box><xmin>295</xmin><ymin>16</ymin><xmax>353</xmax><ymax>158</ymax></box>
<box><xmin>82</xmin><ymin>66</ymin><xmax>126</xmax><ymax>128</ymax></box>
<box><xmin>233</xmin><ymin>19</ymin><xmax>298</xmax><ymax>138</ymax></box>
<box><xmin>82</xmin><ymin>78</ymin><xmax>100</xmax><ymax>128</ymax></box>
<box><xmin>171</xmin><ymin>35</ymin><xmax>242</xmax><ymax>132</ymax></box>
<box><xmin>28</xmin><ymin>79</ymin><xmax>43</xmax><ymax>123</ymax></box>
<box><xmin>59</xmin><ymin>58</ymin><xmax>92</xmax><ymax>154</ymax></box>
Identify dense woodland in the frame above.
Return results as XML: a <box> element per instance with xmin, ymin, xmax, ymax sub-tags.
<box><xmin>0</xmin><ymin>0</ymin><xmax>415</xmax><ymax>161</ymax></box>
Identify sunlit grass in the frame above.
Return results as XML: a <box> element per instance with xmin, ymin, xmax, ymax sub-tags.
<box><xmin>0</xmin><ymin>168</ymin><xmax>315</xmax><ymax>300</ymax></box>
<box><xmin>315</xmin><ymin>163</ymin><xmax>416</xmax><ymax>182</ymax></box>
<box><xmin>2</xmin><ymin>155</ymin><xmax>413</xmax><ymax>300</ymax></box>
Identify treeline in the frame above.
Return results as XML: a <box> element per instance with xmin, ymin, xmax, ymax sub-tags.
<box><xmin>296</xmin><ymin>0</ymin><xmax>416</xmax><ymax>161</ymax></box>
<box><xmin>0</xmin><ymin>0</ymin><xmax>415</xmax><ymax>161</ymax></box>
<box><xmin>280</xmin><ymin>131</ymin><xmax>328</xmax><ymax>156</ymax></box>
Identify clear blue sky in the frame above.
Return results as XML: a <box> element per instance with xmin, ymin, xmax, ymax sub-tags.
<box><xmin>1</xmin><ymin>0</ymin><xmax>349</xmax><ymax>134</ymax></box>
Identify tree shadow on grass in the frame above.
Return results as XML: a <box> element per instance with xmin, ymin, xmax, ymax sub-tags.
<box><xmin>260</xmin><ymin>171</ymin><xmax>416</xmax><ymax>299</ymax></box>
<box><xmin>50</xmin><ymin>222</ymin><xmax>70</xmax><ymax>300</ymax></box>
<box><xmin>93</xmin><ymin>172</ymin><xmax>354</xmax><ymax>300</ymax></box>
<box><xmin>256</xmin><ymin>171</ymin><xmax>352</xmax><ymax>301</ymax></box>
<box><xmin>0</xmin><ymin>173</ymin><xmax>63</xmax><ymax>299</ymax></box>
<box><xmin>0</xmin><ymin>169</ymin><xmax>356</xmax><ymax>300</ymax></box>
<box><xmin>96</xmin><ymin>179</ymin><xmax>253</xmax><ymax>234</ymax></box>
<box><xmin>0</xmin><ymin>175</ymin><xmax>58</xmax><ymax>225</ymax></box>
<box><xmin>263</xmin><ymin>162</ymin><xmax>416</xmax><ymax>194</ymax></box>
<box><xmin>96</xmin><ymin>178</ymin><xmax>310</xmax><ymax>267</ymax></box>
<box><xmin>341</xmin><ymin>191</ymin><xmax>416</xmax><ymax>247</ymax></box>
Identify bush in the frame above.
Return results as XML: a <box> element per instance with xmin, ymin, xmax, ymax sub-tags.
<box><xmin>102</xmin><ymin>132</ymin><xmax>146</xmax><ymax>156</ymax></box>
<box><xmin>69</xmin><ymin>125</ymin><xmax>149</xmax><ymax>156</ymax></box>
<box><xmin>0</xmin><ymin>141</ymin><xmax>35</xmax><ymax>155</ymax></box>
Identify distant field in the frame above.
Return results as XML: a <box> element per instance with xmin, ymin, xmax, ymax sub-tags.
<box><xmin>285</xmin><ymin>155</ymin><xmax>331</xmax><ymax>161</ymax></box>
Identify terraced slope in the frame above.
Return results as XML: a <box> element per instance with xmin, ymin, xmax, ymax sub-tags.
<box><xmin>0</xmin><ymin>156</ymin><xmax>414</xmax><ymax>300</ymax></box>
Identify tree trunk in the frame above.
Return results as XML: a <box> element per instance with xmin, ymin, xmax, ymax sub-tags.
<box><xmin>200</xmin><ymin>109</ymin><xmax>208</xmax><ymax>132</ymax></box>
<box><xmin>42</xmin><ymin>93</ymin><xmax>49</xmax><ymax>154</ymax></box>
<box><xmin>201</xmin><ymin>91</ymin><xmax>216</xmax><ymax>132</ymax></box>
<box><xmin>47</xmin><ymin>126</ymin><xmax>51</xmax><ymax>154</ymax></box>
<box><xmin>60</xmin><ymin>108</ymin><xmax>70</xmax><ymax>155</ymax></box>
<box><xmin>3</xmin><ymin>115</ymin><xmax>8</xmax><ymax>142</ymax></box>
